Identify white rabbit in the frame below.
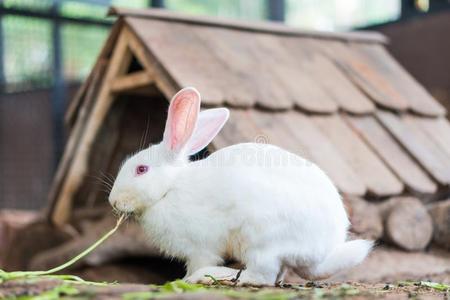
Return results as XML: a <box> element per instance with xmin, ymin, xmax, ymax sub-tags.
<box><xmin>109</xmin><ymin>87</ymin><xmax>373</xmax><ymax>285</ymax></box>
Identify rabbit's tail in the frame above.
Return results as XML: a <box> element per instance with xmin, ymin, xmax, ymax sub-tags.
<box><xmin>308</xmin><ymin>240</ymin><xmax>373</xmax><ymax>280</ymax></box>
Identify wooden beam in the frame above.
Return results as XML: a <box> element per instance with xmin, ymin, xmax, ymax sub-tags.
<box><xmin>46</xmin><ymin>62</ymin><xmax>106</xmax><ymax>221</ymax></box>
<box><xmin>110</xmin><ymin>71</ymin><xmax>153</xmax><ymax>93</ymax></box>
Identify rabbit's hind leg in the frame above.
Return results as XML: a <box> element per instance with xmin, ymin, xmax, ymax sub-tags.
<box><xmin>234</xmin><ymin>251</ymin><xmax>281</xmax><ymax>286</ymax></box>
<box><xmin>184</xmin><ymin>252</ymin><xmax>224</xmax><ymax>277</ymax></box>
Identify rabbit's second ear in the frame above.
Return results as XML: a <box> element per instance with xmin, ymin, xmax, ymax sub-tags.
<box><xmin>163</xmin><ymin>87</ymin><xmax>201</xmax><ymax>154</ymax></box>
<box><xmin>187</xmin><ymin>108</ymin><xmax>230</xmax><ymax>155</ymax></box>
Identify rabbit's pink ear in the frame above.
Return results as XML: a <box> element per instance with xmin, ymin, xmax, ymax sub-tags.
<box><xmin>187</xmin><ymin>108</ymin><xmax>230</xmax><ymax>155</ymax></box>
<box><xmin>163</xmin><ymin>87</ymin><xmax>201</xmax><ymax>154</ymax></box>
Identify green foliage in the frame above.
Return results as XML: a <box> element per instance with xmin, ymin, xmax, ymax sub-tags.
<box><xmin>62</xmin><ymin>23</ymin><xmax>108</xmax><ymax>81</ymax></box>
<box><xmin>3</xmin><ymin>0</ymin><xmax>54</xmax><ymax>11</ymax></box>
<box><xmin>398</xmin><ymin>280</ymin><xmax>450</xmax><ymax>291</ymax></box>
<box><xmin>3</xmin><ymin>15</ymin><xmax>53</xmax><ymax>90</ymax></box>
<box><xmin>418</xmin><ymin>281</ymin><xmax>450</xmax><ymax>292</ymax></box>
<box><xmin>165</xmin><ymin>0</ymin><xmax>267</xmax><ymax>21</ymax></box>
<box><xmin>60</xmin><ymin>1</ymin><xmax>107</xmax><ymax>20</ymax></box>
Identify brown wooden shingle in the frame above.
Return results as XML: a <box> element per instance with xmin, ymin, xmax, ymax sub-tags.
<box><xmin>278</xmin><ymin>112</ymin><xmax>367</xmax><ymax>196</ymax></box>
<box><xmin>377</xmin><ymin>111</ymin><xmax>450</xmax><ymax>185</ymax></box>
<box><xmin>193</xmin><ymin>26</ymin><xmax>257</xmax><ymax>107</ymax></box>
<box><xmin>414</xmin><ymin>117</ymin><xmax>450</xmax><ymax>159</ymax></box>
<box><xmin>312</xmin><ymin>114</ymin><xmax>404</xmax><ymax>196</ymax></box>
<box><xmin>345</xmin><ymin>115</ymin><xmax>437</xmax><ymax>194</ymax></box>
<box><xmin>301</xmin><ymin>40</ymin><xmax>376</xmax><ymax>114</ymax></box>
<box><xmin>255</xmin><ymin>35</ymin><xmax>338</xmax><ymax>113</ymax></box>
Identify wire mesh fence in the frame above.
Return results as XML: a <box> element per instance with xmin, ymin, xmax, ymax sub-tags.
<box><xmin>0</xmin><ymin>1</ymin><xmax>113</xmax><ymax>209</ymax></box>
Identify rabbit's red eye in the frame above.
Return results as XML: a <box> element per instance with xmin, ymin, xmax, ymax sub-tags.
<box><xmin>136</xmin><ymin>165</ymin><xmax>149</xmax><ymax>176</ymax></box>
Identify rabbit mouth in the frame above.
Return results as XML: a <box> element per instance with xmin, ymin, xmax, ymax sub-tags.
<box><xmin>132</xmin><ymin>206</ymin><xmax>146</xmax><ymax>217</ymax></box>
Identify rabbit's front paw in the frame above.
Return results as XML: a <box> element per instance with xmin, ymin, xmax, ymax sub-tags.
<box><xmin>184</xmin><ymin>266</ymin><xmax>239</xmax><ymax>285</ymax></box>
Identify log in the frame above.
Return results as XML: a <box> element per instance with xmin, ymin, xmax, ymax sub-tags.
<box><xmin>379</xmin><ymin>197</ymin><xmax>433</xmax><ymax>251</ymax></box>
<box><xmin>428</xmin><ymin>199</ymin><xmax>450</xmax><ymax>250</ymax></box>
<box><xmin>344</xmin><ymin>196</ymin><xmax>383</xmax><ymax>240</ymax></box>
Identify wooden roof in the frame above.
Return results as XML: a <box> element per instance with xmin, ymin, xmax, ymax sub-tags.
<box><xmin>54</xmin><ymin>7</ymin><xmax>450</xmax><ymax>224</ymax></box>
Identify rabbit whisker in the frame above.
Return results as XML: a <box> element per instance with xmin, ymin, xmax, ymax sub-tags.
<box><xmin>99</xmin><ymin>171</ymin><xmax>115</xmax><ymax>185</ymax></box>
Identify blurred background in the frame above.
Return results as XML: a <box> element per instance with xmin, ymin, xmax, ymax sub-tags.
<box><xmin>0</xmin><ymin>0</ymin><xmax>449</xmax><ymax>212</ymax></box>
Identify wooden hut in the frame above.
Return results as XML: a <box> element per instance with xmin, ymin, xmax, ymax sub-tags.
<box><xmin>33</xmin><ymin>7</ymin><xmax>450</xmax><ymax>268</ymax></box>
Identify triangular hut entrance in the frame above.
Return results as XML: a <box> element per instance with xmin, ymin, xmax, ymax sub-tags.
<box><xmin>39</xmin><ymin>7</ymin><xmax>450</xmax><ymax>267</ymax></box>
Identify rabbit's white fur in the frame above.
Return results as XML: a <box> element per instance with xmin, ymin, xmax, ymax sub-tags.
<box><xmin>109</xmin><ymin>87</ymin><xmax>373</xmax><ymax>285</ymax></box>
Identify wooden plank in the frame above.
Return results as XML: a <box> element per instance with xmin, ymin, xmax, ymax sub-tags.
<box><xmin>275</xmin><ymin>111</ymin><xmax>366</xmax><ymax>196</ymax></box>
<box><xmin>110</xmin><ymin>71</ymin><xmax>153</xmax><ymax>93</ymax></box>
<box><xmin>312</xmin><ymin>114</ymin><xmax>403</xmax><ymax>196</ymax></box>
<box><xmin>414</xmin><ymin>117</ymin><xmax>450</xmax><ymax>159</ymax></box>
<box><xmin>256</xmin><ymin>34</ymin><xmax>337</xmax><ymax>113</ymax></box>
<box><xmin>299</xmin><ymin>39</ymin><xmax>375</xmax><ymax>114</ymax></box>
<box><xmin>314</xmin><ymin>40</ymin><xmax>409</xmax><ymax>112</ymax></box>
<box><xmin>126</xmin><ymin>18</ymin><xmax>225</xmax><ymax>105</ymax></box>
<box><xmin>345</xmin><ymin>115</ymin><xmax>436</xmax><ymax>194</ymax></box>
<box><xmin>377</xmin><ymin>111</ymin><xmax>450</xmax><ymax>185</ymax></box>
<box><xmin>109</xmin><ymin>7</ymin><xmax>387</xmax><ymax>44</ymax></box>
<box><xmin>355</xmin><ymin>44</ymin><xmax>446</xmax><ymax>117</ymax></box>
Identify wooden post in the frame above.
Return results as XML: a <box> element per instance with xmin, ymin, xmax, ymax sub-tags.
<box><xmin>110</xmin><ymin>71</ymin><xmax>154</xmax><ymax>93</ymax></box>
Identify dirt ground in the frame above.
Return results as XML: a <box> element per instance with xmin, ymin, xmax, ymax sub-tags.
<box><xmin>1</xmin><ymin>277</ymin><xmax>449</xmax><ymax>300</ymax></box>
